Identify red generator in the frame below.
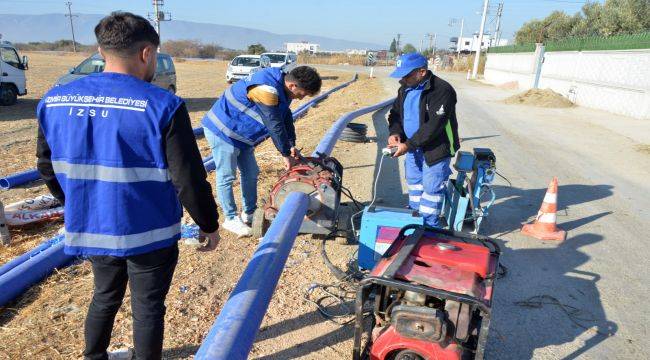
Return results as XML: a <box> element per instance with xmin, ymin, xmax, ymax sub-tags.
<box><xmin>352</xmin><ymin>225</ymin><xmax>500</xmax><ymax>360</ymax></box>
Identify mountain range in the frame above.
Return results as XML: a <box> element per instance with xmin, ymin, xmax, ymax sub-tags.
<box><xmin>0</xmin><ymin>13</ymin><xmax>383</xmax><ymax>51</ymax></box>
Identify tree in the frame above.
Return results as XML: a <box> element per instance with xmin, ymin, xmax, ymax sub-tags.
<box><xmin>514</xmin><ymin>0</ymin><xmax>650</xmax><ymax>44</ymax></box>
<box><xmin>402</xmin><ymin>43</ymin><xmax>417</xmax><ymax>54</ymax></box>
<box><xmin>389</xmin><ymin>38</ymin><xmax>397</xmax><ymax>53</ymax></box>
<box><xmin>247</xmin><ymin>43</ymin><xmax>267</xmax><ymax>55</ymax></box>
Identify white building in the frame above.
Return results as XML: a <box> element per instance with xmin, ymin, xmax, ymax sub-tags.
<box><xmin>451</xmin><ymin>34</ymin><xmax>508</xmax><ymax>53</ymax></box>
<box><xmin>285</xmin><ymin>42</ymin><xmax>320</xmax><ymax>54</ymax></box>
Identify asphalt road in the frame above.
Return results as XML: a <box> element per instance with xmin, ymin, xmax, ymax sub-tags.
<box><xmin>316</xmin><ymin>64</ymin><xmax>650</xmax><ymax>359</ymax></box>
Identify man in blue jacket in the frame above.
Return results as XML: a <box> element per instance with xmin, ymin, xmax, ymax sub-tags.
<box><xmin>36</xmin><ymin>12</ymin><xmax>220</xmax><ymax>360</ymax></box>
<box><xmin>387</xmin><ymin>53</ymin><xmax>460</xmax><ymax>228</ymax></box>
<box><xmin>202</xmin><ymin>65</ymin><xmax>322</xmax><ymax>237</ymax></box>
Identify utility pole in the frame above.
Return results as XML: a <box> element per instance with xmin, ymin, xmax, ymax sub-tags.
<box><xmin>396</xmin><ymin>33</ymin><xmax>402</xmax><ymax>55</ymax></box>
<box><xmin>419</xmin><ymin>38</ymin><xmax>423</xmax><ymax>53</ymax></box>
<box><xmin>65</xmin><ymin>2</ymin><xmax>78</xmax><ymax>53</ymax></box>
<box><xmin>494</xmin><ymin>2</ymin><xmax>504</xmax><ymax>46</ymax></box>
<box><xmin>472</xmin><ymin>0</ymin><xmax>489</xmax><ymax>79</ymax></box>
<box><xmin>149</xmin><ymin>0</ymin><xmax>172</xmax><ymax>42</ymax></box>
<box><xmin>449</xmin><ymin>18</ymin><xmax>464</xmax><ymax>58</ymax></box>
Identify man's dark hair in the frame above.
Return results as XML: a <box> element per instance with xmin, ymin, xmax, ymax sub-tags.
<box><xmin>286</xmin><ymin>66</ymin><xmax>322</xmax><ymax>94</ymax></box>
<box><xmin>95</xmin><ymin>12</ymin><xmax>160</xmax><ymax>56</ymax></box>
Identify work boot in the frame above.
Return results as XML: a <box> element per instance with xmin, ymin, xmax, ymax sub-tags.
<box><xmin>222</xmin><ymin>217</ymin><xmax>252</xmax><ymax>238</ymax></box>
<box><xmin>241</xmin><ymin>211</ymin><xmax>254</xmax><ymax>226</ymax></box>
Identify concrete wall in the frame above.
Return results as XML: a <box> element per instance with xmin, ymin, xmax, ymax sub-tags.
<box><xmin>484</xmin><ymin>49</ymin><xmax>650</xmax><ymax>119</ymax></box>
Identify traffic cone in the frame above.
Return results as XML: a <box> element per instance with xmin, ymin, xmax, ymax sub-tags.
<box><xmin>521</xmin><ymin>177</ymin><xmax>566</xmax><ymax>241</ymax></box>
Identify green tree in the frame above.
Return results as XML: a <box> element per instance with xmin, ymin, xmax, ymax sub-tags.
<box><xmin>247</xmin><ymin>43</ymin><xmax>267</xmax><ymax>55</ymax></box>
<box><xmin>402</xmin><ymin>43</ymin><xmax>417</xmax><ymax>54</ymax></box>
<box><xmin>389</xmin><ymin>38</ymin><xmax>397</xmax><ymax>53</ymax></box>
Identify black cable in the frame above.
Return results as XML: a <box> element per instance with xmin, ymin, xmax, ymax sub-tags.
<box><xmin>494</xmin><ymin>170</ymin><xmax>512</xmax><ymax>187</ymax></box>
<box><xmin>340</xmin><ymin>185</ymin><xmax>364</xmax><ymax>210</ymax></box>
<box><xmin>340</xmin><ymin>123</ymin><xmax>368</xmax><ymax>143</ymax></box>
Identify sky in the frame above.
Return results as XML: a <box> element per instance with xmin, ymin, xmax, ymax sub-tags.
<box><xmin>0</xmin><ymin>0</ymin><xmax>597</xmax><ymax>47</ymax></box>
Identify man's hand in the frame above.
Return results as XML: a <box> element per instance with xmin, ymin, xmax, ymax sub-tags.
<box><xmin>197</xmin><ymin>230</ymin><xmax>220</xmax><ymax>252</ymax></box>
<box><xmin>388</xmin><ymin>142</ymin><xmax>409</xmax><ymax>157</ymax></box>
<box><xmin>388</xmin><ymin>134</ymin><xmax>401</xmax><ymax>145</ymax></box>
<box><xmin>283</xmin><ymin>155</ymin><xmax>297</xmax><ymax>170</ymax></box>
<box><xmin>290</xmin><ymin>147</ymin><xmax>301</xmax><ymax>158</ymax></box>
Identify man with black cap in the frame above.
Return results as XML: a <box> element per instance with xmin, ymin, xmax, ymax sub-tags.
<box><xmin>386</xmin><ymin>52</ymin><xmax>460</xmax><ymax>228</ymax></box>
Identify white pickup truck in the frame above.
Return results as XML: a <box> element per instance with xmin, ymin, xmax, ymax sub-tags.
<box><xmin>0</xmin><ymin>40</ymin><xmax>29</xmax><ymax>106</ymax></box>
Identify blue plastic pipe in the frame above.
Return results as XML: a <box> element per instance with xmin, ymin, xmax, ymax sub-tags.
<box><xmin>312</xmin><ymin>98</ymin><xmax>395</xmax><ymax>157</ymax></box>
<box><xmin>0</xmin><ymin>169</ymin><xmax>41</xmax><ymax>190</ymax></box>
<box><xmin>0</xmin><ymin>235</ymin><xmax>75</xmax><ymax>307</ymax></box>
<box><xmin>195</xmin><ymin>192</ymin><xmax>309</xmax><ymax>360</ymax></box>
<box><xmin>0</xmin><ymin>236</ymin><xmax>62</xmax><ymax>277</ymax></box>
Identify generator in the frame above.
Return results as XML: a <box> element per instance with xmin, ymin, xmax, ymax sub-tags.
<box><xmin>252</xmin><ymin>154</ymin><xmax>344</xmax><ymax>237</ymax></box>
<box><xmin>352</xmin><ymin>224</ymin><xmax>500</xmax><ymax>360</ymax></box>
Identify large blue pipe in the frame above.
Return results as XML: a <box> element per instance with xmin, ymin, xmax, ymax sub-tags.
<box><xmin>0</xmin><ymin>169</ymin><xmax>41</xmax><ymax>190</ymax></box>
<box><xmin>201</xmin><ymin>73</ymin><xmax>359</xmax><ymax>170</ymax></box>
<box><xmin>0</xmin><ymin>235</ymin><xmax>62</xmax><ymax>277</ymax></box>
<box><xmin>312</xmin><ymin>98</ymin><xmax>395</xmax><ymax>157</ymax></box>
<box><xmin>0</xmin><ymin>235</ymin><xmax>75</xmax><ymax>307</ymax></box>
<box><xmin>195</xmin><ymin>192</ymin><xmax>309</xmax><ymax>360</ymax></box>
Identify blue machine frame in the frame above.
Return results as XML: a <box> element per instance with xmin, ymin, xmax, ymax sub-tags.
<box><xmin>442</xmin><ymin>148</ymin><xmax>496</xmax><ymax>233</ymax></box>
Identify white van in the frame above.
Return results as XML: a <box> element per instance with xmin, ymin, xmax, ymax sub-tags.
<box><xmin>261</xmin><ymin>52</ymin><xmax>297</xmax><ymax>72</ymax></box>
<box><xmin>226</xmin><ymin>55</ymin><xmax>262</xmax><ymax>83</ymax></box>
<box><xmin>0</xmin><ymin>40</ymin><xmax>28</xmax><ymax>106</ymax></box>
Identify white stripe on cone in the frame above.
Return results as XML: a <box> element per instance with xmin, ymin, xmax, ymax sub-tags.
<box><xmin>537</xmin><ymin>212</ymin><xmax>557</xmax><ymax>223</ymax></box>
<box><xmin>543</xmin><ymin>193</ymin><xmax>557</xmax><ymax>204</ymax></box>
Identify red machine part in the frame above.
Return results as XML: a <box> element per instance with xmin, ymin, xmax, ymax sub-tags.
<box><xmin>370</xmin><ymin>326</ymin><xmax>461</xmax><ymax>360</ymax></box>
<box><xmin>264</xmin><ymin>157</ymin><xmax>335</xmax><ymax>219</ymax></box>
<box><xmin>371</xmin><ymin>232</ymin><xmax>494</xmax><ymax>299</ymax></box>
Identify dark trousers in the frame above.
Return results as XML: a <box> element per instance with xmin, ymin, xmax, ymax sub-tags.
<box><xmin>83</xmin><ymin>244</ymin><xmax>179</xmax><ymax>360</ymax></box>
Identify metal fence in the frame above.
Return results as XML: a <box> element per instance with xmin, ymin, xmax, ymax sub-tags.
<box><xmin>489</xmin><ymin>32</ymin><xmax>650</xmax><ymax>53</ymax></box>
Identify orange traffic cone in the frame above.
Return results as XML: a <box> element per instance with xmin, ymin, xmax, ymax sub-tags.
<box><xmin>521</xmin><ymin>177</ymin><xmax>566</xmax><ymax>241</ymax></box>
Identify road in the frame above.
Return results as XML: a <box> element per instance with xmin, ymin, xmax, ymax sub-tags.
<box><xmin>316</xmin><ymin>65</ymin><xmax>650</xmax><ymax>359</ymax></box>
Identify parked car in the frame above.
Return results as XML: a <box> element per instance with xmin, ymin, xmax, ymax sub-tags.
<box><xmin>0</xmin><ymin>40</ymin><xmax>28</xmax><ymax>106</ymax></box>
<box><xmin>54</xmin><ymin>52</ymin><xmax>177</xmax><ymax>93</ymax></box>
<box><xmin>226</xmin><ymin>55</ymin><xmax>264</xmax><ymax>83</ymax></box>
<box><xmin>260</xmin><ymin>52</ymin><xmax>297</xmax><ymax>72</ymax></box>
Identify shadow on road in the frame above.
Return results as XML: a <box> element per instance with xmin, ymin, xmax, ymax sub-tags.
<box><xmin>487</xmin><ymin>233</ymin><xmax>617</xmax><ymax>359</ymax></box>
<box><xmin>484</xmin><ymin>184</ymin><xmax>614</xmax><ymax>237</ymax></box>
<box><xmin>371</xmin><ymin>107</ymin><xmax>407</xmax><ymax>207</ymax></box>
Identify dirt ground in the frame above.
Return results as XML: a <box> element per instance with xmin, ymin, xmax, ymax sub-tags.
<box><xmin>0</xmin><ymin>52</ymin><xmax>387</xmax><ymax>359</ymax></box>
<box><xmin>503</xmin><ymin>88</ymin><xmax>574</xmax><ymax>108</ymax></box>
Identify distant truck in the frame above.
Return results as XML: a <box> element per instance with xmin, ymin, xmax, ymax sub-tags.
<box><xmin>0</xmin><ymin>40</ymin><xmax>29</xmax><ymax>106</ymax></box>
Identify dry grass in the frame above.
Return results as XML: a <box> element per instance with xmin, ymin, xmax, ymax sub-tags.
<box><xmin>0</xmin><ymin>51</ymin><xmax>386</xmax><ymax>359</ymax></box>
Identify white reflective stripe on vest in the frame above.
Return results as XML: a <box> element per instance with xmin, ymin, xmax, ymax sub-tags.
<box><xmin>52</xmin><ymin>161</ymin><xmax>170</xmax><ymax>183</ymax></box>
<box><xmin>224</xmin><ymin>87</ymin><xmax>264</xmax><ymax>124</ymax></box>
<box><xmin>205</xmin><ymin>110</ymin><xmax>256</xmax><ymax>146</ymax></box>
<box><xmin>65</xmin><ymin>222</ymin><xmax>181</xmax><ymax>249</ymax></box>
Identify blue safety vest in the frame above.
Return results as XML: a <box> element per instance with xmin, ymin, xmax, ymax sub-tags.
<box><xmin>37</xmin><ymin>72</ymin><xmax>184</xmax><ymax>257</ymax></box>
<box><xmin>201</xmin><ymin>67</ymin><xmax>291</xmax><ymax>148</ymax></box>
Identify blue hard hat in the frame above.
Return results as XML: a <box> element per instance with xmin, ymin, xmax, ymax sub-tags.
<box><xmin>390</xmin><ymin>52</ymin><xmax>428</xmax><ymax>78</ymax></box>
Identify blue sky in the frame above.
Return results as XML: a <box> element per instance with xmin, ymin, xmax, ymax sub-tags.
<box><xmin>1</xmin><ymin>0</ymin><xmax>596</xmax><ymax>46</ymax></box>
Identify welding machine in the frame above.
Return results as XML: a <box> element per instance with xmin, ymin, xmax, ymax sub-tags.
<box><xmin>352</xmin><ymin>224</ymin><xmax>501</xmax><ymax>360</ymax></box>
<box><xmin>252</xmin><ymin>154</ymin><xmax>344</xmax><ymax>237</ymax></box>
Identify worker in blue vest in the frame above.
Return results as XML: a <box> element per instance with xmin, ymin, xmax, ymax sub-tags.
<box><xmin>386</xmin><ymin>53</ymin><xmax>460</xmax><ymax>228</ymax></box>
<box><xmin>36</xmin><ymin>12</ymin><xmax>220</xmax><ymax>360</ymax></box>
<box><xmin>202</xmin><ymin>65</ymin><xmax>322</xmax><ymax>237</ymax></box>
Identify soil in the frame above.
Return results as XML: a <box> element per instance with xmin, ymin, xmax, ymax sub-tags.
<box><xmin>503</xmin><ymin>88</ymin><xmax>574</xmax><ymax>108</ymax></box>
<box><xmin>0</xmin><ymin>52</ymin><xmax>388</xmax><ymax>359</ymax></box>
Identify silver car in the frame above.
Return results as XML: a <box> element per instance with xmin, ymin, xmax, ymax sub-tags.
<box><xmin>55</xmin><ymin>52</ymin><xmax>177</xmax><ymax>93</ymax></box>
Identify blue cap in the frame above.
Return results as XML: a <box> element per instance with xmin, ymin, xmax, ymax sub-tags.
<box><xmin>389</xmin><ymin>53</ymin><xmax>428</xmax><ymax>78</ymax></box>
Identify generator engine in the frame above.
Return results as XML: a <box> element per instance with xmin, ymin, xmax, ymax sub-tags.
<box><xmin>252</xmin><ymin>155</ymin><xmax>343</xmax><ymax>237</ymax></box>
<box><xmin>353</xmin><ymin>225</ymin><xmax>500</xmax><ymax>360</ymax></box>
